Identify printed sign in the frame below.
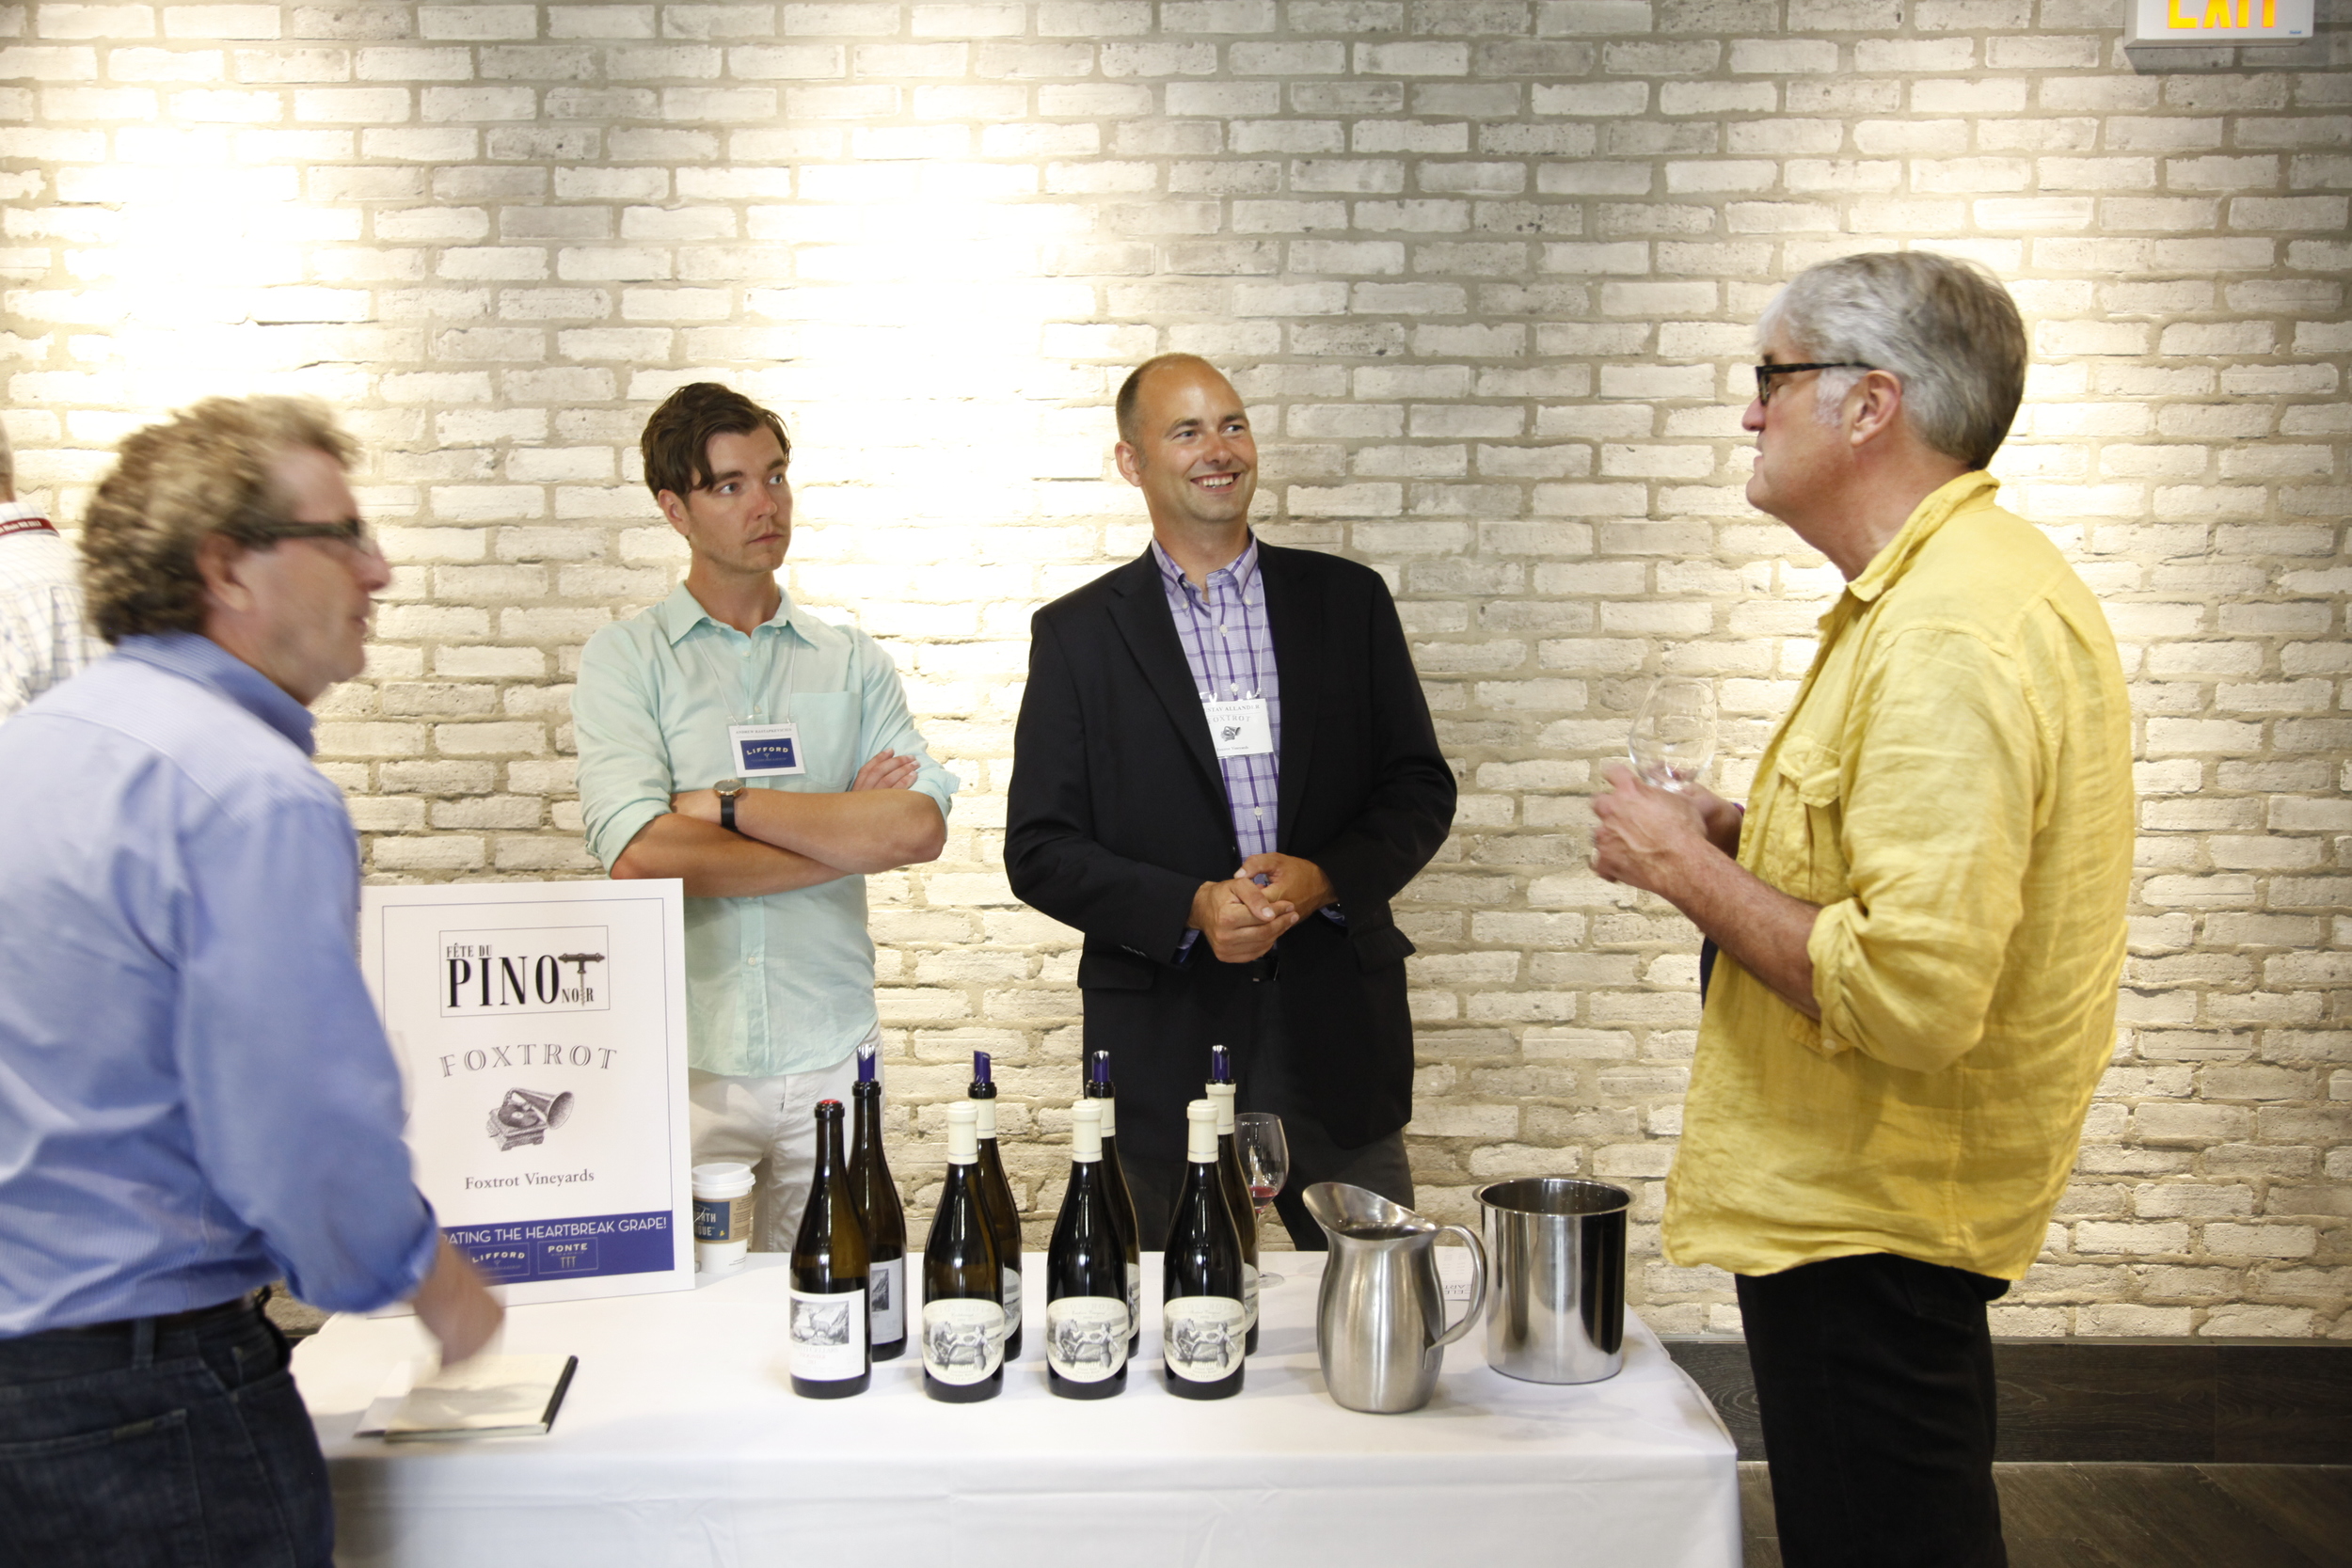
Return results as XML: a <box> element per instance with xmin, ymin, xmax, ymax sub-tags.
<box><xmin>2126</xmin><ymin>0</ymin><xmax>2311</xmax><ymax>43</ymax></box>
<box><xmin>361</xmin><ymin>880</ymin><xmax>693</xmax><ymax>1307</ymax></box>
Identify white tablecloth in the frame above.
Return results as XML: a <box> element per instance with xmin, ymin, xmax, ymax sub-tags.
<box><xmin>295</xmin><ymin>1251</ymin><xmax>1740</xmax><ymax>1568</ymax></box>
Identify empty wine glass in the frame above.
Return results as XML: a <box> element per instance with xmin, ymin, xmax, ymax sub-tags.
<box><xmin>1233</xmin><ymin>1112</ymin><xmax>1289</xmax><ymax>1289</ymax></box>
<box><xmin>1628</xmin><ymin>675</ymin><xmax>1717</xmax><ymax>792</ymax></box>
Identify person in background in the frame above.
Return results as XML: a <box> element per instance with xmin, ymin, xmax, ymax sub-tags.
<box><xmin>572</xmin><ymin>383</ymin><xmax>955</xmax><ymax>1251</ymax></box>
<box><xmin>1591</xmin><ymin>253</ymin><xmax>2135</xmax><ymax>1568</ymax></box>
<box><xmin>0</xmin><ymin>398</ymin><xmax>502</xmax><ymax>1568</ymax></box>
<box><xmin>1005</xmin><ymin>354</ymin><xmax>1456</xmax><ymax>1249</ymax></box>
<box><xmin>0</xmin><ymin>418</ymin><xmax>102</xmax><ymax>719</ymax></box>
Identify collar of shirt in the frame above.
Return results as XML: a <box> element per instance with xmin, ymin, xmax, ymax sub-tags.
<box><xmin>113</xmin><ymin>631</ymin><xmax>317</xmax><ymax>756</ymax></box>
<box><xmin>0</xmin><ymin>498</ymin><xmax>51</xmax><ymax>530</ymax></box>
<box><xmin>1841</xmin><ymin>470</ymin><xmax>1999</xmax><ymax>609</ymax></box>
<box><xmin>1151</xmin><ymin>533</ymin><xmax>1261</xmax><ymax>613</ymax></box>
<box><xmin>650</xmin><ymin>581</ymin><xmax>806</xmax><ymax>647</ymax></box>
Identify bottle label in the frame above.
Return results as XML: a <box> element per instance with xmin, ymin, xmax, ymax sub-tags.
<box><xmin>1001</xmin><ymin>1264</ymin><xmax>1022</xmax><ymax>1332</ymax></box>
<box><xmin>790</xmin><ymin>1286</ymin><xmax>869</xmax><ymax>1382</ymax></box>
<box><xmin>921</xmin><ymin>1298</ymin><xmax>1005</xmax><ymax>1386</ymax></box>
<box><xmin>871</xmin><ymin>1257</ymin><xmax>906</xmax><ymax>1344</ymax></box>
<box><xmin>1162</xmin><ymin>1296</ymin><xmax>1247</xmax><ymax>1382</ymax></box>
<box><xmin>1242</xmin><ymin>1261</ymin><xmax>1260</xmax><ymax>1332</ymax></box>
<box><xmin>1125</xmin><ymin>1261</ymin><xmax>1140</xmax><ymax>1337</ymax></box>
<box><xmin>1045</xmin><ymin>1296</ymin><xmax>1129</xmax><ymax>1383</ymax></box>
<box><xmin>693</xmin><ymin>1193</ymin><xmax>751</xmax><ymax>1243</ymax></box>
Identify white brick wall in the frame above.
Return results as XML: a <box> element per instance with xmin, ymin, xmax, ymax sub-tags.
<box><xmin>3</xmin><ymin>0</ymin><xmax>2346</xmax><ymax>1337</ymax></box>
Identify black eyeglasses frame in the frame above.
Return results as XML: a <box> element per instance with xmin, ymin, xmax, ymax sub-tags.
<box><xmin>1753</xmin><ymin>361</ymin><xmax>1873</xmax><ymax>404</ymax></box>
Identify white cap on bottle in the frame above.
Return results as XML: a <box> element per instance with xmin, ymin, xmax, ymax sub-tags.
<box><xmin>1071</xmin><ymin>1100</ymin><xmax>1103</xmax><ymax>1162</ymax></box>
<box><xmin>946</xmin><ymin>1101</ymin><xmax>978</xmax><ymax>1164</ymax></box>
<box><xmin>1206</xmin><ymin>1079</ymin><xmax>1236</xmax><ymax>1134</ymax></box>
<box><xmin>1185</xmin><ymin>1099</ymin><xmax>1218</xmax><ymax>1164</ymax></box>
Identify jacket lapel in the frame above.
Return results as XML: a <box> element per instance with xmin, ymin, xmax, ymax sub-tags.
<box><xmin>1106</xmin><ymin>550</ymin><xmax>1222</xmax><ymax>794</ymax></box>
<box><xmin>1261</xmin><ymin>545</ymin><xmax>1321</xmax><ymax>847</ymax></box>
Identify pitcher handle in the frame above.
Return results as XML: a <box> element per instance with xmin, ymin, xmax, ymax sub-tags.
<box><xmin>1431</xmin><ymin>1222</ymin><xmax>1487</xmax><ymax>1350</ymax></box>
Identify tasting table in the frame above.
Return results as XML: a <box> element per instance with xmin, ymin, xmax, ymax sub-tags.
<box><xmin>294</xmin><ymin>1251</ymin><xmax>1741</xmax><ymax>1567</ymax></box>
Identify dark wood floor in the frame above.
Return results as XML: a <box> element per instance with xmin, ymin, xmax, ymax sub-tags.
<box><xmin>1740</xmin><ymin>1464</ymin><xmax>2352</xmax><ymax>1568</ymax></box>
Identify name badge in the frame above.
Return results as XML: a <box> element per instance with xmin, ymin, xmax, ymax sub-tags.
<box><xmin>1202</xmin><ymin>697</ymin><xmax>1274</xmax><ymax>759</ymax></box>
<box><xmin>729</xmin><ymin>722</ymin><xmax>804</xmax><ymax>777</ymax></box>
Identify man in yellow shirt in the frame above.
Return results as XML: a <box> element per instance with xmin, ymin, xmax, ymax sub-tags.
<box><xmin>1593</xmin><ymin>253</ymin><xmax>2134</xmax><ymax>1568</ymax></box>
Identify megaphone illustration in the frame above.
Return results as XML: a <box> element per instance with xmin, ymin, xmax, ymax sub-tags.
<box><xmin>488</xmin><ymin>1086</ymin><xmax>575</xmax><ymax>1149</ymax></box>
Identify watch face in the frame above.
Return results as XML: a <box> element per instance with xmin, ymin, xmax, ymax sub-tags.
<box><xmin>715</xmin><ymin>778</ymin><xmax>746</xmax><ymax>795</ymax></box>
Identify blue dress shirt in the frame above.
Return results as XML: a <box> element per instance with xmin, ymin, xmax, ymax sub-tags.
<box><xmin>0</xmin><ymin>634</ymin><xmax>439</xmax><ymax>1335</ymax></box>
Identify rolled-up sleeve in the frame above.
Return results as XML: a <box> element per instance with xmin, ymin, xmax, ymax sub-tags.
<box><xmin>572</xmin><ymin>625</ymin><xmax>675</xmax><ymax>871</ymax></box>
<box><xmin>1805</xmin><ymin>625</ymin><xmax>2040</xmax><ymax>1075</ymax></box>
<box><xmin>178</xmin><ymin>788</ymin><xmax>439</xmax><ymax>1312</ymax></box>
<box><xmin>850</xmin><ymin>627</ymin><xmax>958</xmax><ymax>823</ymax></box>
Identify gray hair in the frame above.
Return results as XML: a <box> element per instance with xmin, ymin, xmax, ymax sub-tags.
<box><xmin>1757</xmin><ymin>252</ymin><xmax>2026</xmax><ymax>472</ymax></box>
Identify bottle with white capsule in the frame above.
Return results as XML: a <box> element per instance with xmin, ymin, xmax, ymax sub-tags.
<box><xmin>1044</xmin><ymin>1101</ymin><xmax>1129</xmax><ymax>1399</ymax></box>
<box><xmin>1161</xmin><ymin>1100</ymin><xmax>1247</xmax><ymax>1400</ymax></box>
<box><xmin>920</xmin><ymin>1102</ymin><xmax>1004</xmax><ymax>1403</ymax></box>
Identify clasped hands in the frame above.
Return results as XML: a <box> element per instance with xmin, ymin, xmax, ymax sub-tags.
<box><xmin>1190</xmin><ymin>852</ymin><xmax>1334</xmax><ymax>964</ymax></box>
<box><xmin>669</xmin><ymin>748</ymin><xmax>918</xmax><ymax>827</ymax></box>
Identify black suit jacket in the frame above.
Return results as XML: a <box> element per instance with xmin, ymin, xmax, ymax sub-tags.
<box><xmin>1004</xmin><ymin>543</ymin><xmax>1455</xmax><ymax>1167</ymax></box>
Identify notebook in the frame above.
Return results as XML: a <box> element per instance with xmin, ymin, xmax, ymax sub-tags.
<box><xmin>355</xmin><ymin>1354</ymin><xmax>579</xmax><ymax>1442</ymax></box>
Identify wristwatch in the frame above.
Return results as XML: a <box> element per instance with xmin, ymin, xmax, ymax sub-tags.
<box><xmin>713</xmin><ymin>778</ymin><xmax>746</xmax><ymax>834</ymax></box>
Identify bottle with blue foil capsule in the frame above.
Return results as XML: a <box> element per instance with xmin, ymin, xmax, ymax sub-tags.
<box><xmin>848</xmin><ymin>1041</ymin><xmax>906</xmax><ymax>1361</ymax></box>
<box><xmin>1207</xmin><ymin>1045</ymin><xmax>1260</xmax><ymax>1354</ymax></box>
<box><xmin>968</xmin><ymin>1052</ymin><xmax>1024</xmax><ymax>1362</ymax></box>
<box><xmin>1083</xmin><ymin>1050</ymin><xmax>1141</xmax><ymax>1355</ymax></box>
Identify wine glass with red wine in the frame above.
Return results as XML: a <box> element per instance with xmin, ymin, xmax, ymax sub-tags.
<box><xmin>1233</xmin><ymin>1112</ymin><xmax>1290</xmax><ymax>1288</ymax></box>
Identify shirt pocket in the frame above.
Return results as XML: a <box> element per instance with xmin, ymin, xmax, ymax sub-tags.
<box><xmin>1761</xmin><ymin>734</ymin><xmax>1848</xmax><ymax>908</ymax></box>
<box><xmin>786</xmin><ymin>690</ymin><xmax>862</xmax><ymax>793</ymax></box>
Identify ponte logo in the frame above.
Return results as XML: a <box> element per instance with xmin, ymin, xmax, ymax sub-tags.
<box><xmin>439</xmin><ymin>926</ymin><xmax>612</xmax><ymax>1018</ymax></box>
<box><xmin>2127</xmin><ymin>0</ymin><xmax>2310</xmax><ymax>42</ymax></box>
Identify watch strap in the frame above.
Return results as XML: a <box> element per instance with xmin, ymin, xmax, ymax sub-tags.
<box><xmin>720</xmin><ymin>790</ymin><xmax>739</xmax><ymax>834</ymax></box>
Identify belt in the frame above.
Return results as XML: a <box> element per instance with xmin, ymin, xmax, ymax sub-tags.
<box><xmin>31</xmin><ymin>1289</ymin><xmax>266</xmax><ymax>1341</ymax></box>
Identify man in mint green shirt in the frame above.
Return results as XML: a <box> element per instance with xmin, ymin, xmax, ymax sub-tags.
<box><xmin>573</xmin><ymin>383</ymin><xmax>955</xmax><ymax>1250</ymax></box>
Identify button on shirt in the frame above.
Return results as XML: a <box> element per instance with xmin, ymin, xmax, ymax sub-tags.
<box><xmin>572</xmin><ymin>585</ymin><xmax>958</xmax><ymax>1080</ymax></box>
<box><xmin>1153</xmin><ymin>536</ymin><xmax>1280</xmax><ymax>862</ymax></box>
<box><xmin>0</xmin><ymin>634</ymin><xmax>440</xmax><ymax>1333</ymax></box>
<box><xmin>1663</xmin><ymin>474</ymin><xmax>2136</xmax><ymax>1282</ymax></box>
<box><xmin>0</xmin><ymin>500</ymin><xmax>102</xmax><ymax>720</ymax></box>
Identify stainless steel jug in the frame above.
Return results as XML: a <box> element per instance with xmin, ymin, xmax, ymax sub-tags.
<box><xmin>1477</xmin><ymin>1177</ymin><xmax>1629</xmax><ymax>1385</ymax></box>
<box><xmin>1303</xmin><ymin>1181</ymin><xmax>1487</xmax><ymax>1415</ymax></box>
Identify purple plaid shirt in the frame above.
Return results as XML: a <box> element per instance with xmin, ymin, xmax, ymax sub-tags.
<box><xmin>1153</xmin><ymin>536</ymin><xmax>1281</xmax><ymax>863</ymax></box>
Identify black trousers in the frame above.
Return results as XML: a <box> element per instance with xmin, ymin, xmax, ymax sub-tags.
<box><xmin>1120</xmin><ymin>975</ymin><xmax>1412</xmax><ymax>1253</ymax></box>
<box><xmin>1737</xmin><ymin>1253</ymin><xmax>2010</xmax><ymax>1568</ymax></box>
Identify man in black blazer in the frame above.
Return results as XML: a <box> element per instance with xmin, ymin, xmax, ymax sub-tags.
<box><xmin>1006</xmin><ymin>355</ymin><xmax>1455</xmax><ymax>1250</ymax></box>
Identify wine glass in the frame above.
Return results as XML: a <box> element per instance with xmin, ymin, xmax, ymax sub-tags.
<box><xmin>1628</xmin><ymin>675</ymin><xmax>1717</xmax><ymax>792</ymax></box>
<box><xmin>1233</xmin><ymin>1112</ymin><xmax>1289</xmax><ymax>1288</ymax></box>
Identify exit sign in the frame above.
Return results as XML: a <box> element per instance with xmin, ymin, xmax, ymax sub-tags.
<box><xmin>2126</xmin><ymin>0</ymin><xmax>2313</xmax><ymax>44</ymax></box>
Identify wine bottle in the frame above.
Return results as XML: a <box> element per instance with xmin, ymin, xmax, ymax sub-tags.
<box><xmin>848</xmin><ymin>1040</ymin><xmax>907</xmax><ymax>1361</ymax></box>
<box><xmin>1161</xmin><ymin>1099</ymin><xmax>1247</xmax><ymax>1400</ymax></box>
<box><xmin>789</xmin><ymin>1100</ymin><xmax>871</xmax><ymax>1399</ymax></box>
<box><xmin>968</xmin><ymin>1051</ymin><xmax>1025</xmax><ymax>1362</ymax></box>
<box><xmin>1206</xmin><ymin>1045</ymin><xmax>1260</xmax><ymax>1355</ymax></box>
<box><xmin>1083</xmin><ymin>1050</ymin><xmax>1142</xmax><ymax>1355</ymax></box>
<box><xmin>921</xmin><ymin>1102</ymin><xmax>1004</xmax><ymax>1403</ymax></box>
<box><xmin>1044</xmin><ymin>1101</ymin><xmax>1129</xmax><ymax>1400</ymax></box>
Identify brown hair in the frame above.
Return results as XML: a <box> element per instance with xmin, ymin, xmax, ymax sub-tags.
<box><xmin>640</xmin><ymin>382</ymin><xmax>791</xmax><ymax>500</ymax></box>
<box><xmin>1114</xmin><ymin>354</ymin><xmax>1219</xmax><ymax>445</ymax></box>
<box><xmin>80</xmin><ymin>397</ymin><xmax>357</xmax><ymax>644</ymax></box>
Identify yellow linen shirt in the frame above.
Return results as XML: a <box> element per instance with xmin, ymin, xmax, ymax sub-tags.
<box><xmin>1662</xmin><ymin>473</ymin><xmax>2135</xmax><ymax>1282</ymax></box>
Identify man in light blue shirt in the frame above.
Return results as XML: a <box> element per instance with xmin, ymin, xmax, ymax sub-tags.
<box><xmin>0</xmin><ymin>397</ymin><xmax>500</xmax><ymax>1568</ymax></box>
<box><xmin>573</xmin><ymin>383</ymin><xmax>955</xmax><ymax>1250</ymax></box>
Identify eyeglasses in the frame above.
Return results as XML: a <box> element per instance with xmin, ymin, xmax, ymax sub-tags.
<box><xmin>252</xmin><ymin>517</ymin><xmax>381</xmax><ymax>556</ymax></box>
<box><xmin>1753</xmin><ymin>361</ymin><xmax>1871</xmax><ymax>405</ymax></box>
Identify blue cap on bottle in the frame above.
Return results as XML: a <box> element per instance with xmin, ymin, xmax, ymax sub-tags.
<box><xmin>856</xmin><ymin>1041</ymin><xmax>877</xmax><ymax>1085</ymax></box>
<box><xmin>1209</xmin><ymin>1043</ymin><xmax>1232</xmax><ymax>1085</ymax></box>
<box><xmin>972</xmin><ymin>1050</ymin><xmax>992</xmax><ymax>1085</ymax></box>
<box><xmin>1089</xmin><ymin>1050</ymin><xmax>1110</xmax><ymax>1087</ymax></box>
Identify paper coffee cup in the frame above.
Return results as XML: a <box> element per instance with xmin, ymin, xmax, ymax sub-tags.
<box><xmin>691</xmin><ymin>1162</ymin><xmax>755</xmax><ymax>1275</ymax></box>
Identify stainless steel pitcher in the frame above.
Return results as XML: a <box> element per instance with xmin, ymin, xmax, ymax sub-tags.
<box><xmin>1303</xmin><ymin>1181</ymin><xmax>1487</xmax><ymax>1415</ymax></box>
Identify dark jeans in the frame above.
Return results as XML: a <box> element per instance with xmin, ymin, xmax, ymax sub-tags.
<box><xmin>1737</xmin><ymin>1253</ymin><xmax>2010</xmax><ymax>1568</ymax></box>
<box><xmin>0</xmin><ymin>1294</ymin><xmax>332</xmax><ymax>1568</ymax></box>
<box><xmin>1123</xmin><ymin>976</ymin><xmax>1414</xmax><ymax>1252</ymax></box>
